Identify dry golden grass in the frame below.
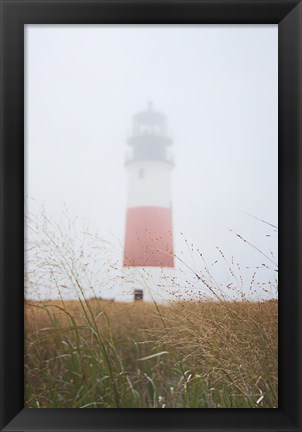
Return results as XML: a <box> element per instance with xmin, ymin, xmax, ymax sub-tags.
<box><xmin>24</xmin><ymin>207</ymin><xmax>278</xmax><ymax>407</ymax></box>
<box><xmin>25</xmin><ymin>298</ymin><xmax>278</xmax><ymax>408</ymax></box>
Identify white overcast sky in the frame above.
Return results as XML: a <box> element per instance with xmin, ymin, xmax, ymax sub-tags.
<box><xmin>25</xmin><ymin>25</ymin><xmax>278</xmax><ymax>300</ymax></box>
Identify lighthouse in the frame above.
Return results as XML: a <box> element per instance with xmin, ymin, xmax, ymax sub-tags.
<box><xmin>123</xmin><ymin>103</ymin><xmax>174</xmax><ymax>298</ymax></box>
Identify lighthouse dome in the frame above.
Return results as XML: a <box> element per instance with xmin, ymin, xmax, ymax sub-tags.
<box><xmin>126</xmin><ymin>103</ymin><xmax>173</xmax><ymax>165</ymax></box>
<box><xmin>134</xmin><ymin>102</ymin><xmax>166</xmax><ymax>125</ymax></box>
<box><xmin>133</xmin><ymin>102</ymin><xmax>167</xmax><ymax>136</ymax></box>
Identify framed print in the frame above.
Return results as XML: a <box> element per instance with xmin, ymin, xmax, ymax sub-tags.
<box><xmin>0</xmin><ymin>0</ymin><xmax>301</xmax><ymax>431</ymax></box>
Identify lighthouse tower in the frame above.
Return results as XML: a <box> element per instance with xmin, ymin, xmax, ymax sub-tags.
<box><xmin>123</xmin><ymin>103</ymin><xmax>174</xmax><ymax>293</ymax></box>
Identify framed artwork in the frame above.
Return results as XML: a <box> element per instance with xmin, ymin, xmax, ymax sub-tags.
<box><xmin>0</xmin><ymin>0</ymin><xmax>301</xmax><ymax>431</ymax></box>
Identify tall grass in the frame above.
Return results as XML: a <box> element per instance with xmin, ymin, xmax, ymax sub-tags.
<box><xmin>25</xmin><ymin>299</ymin><xmax>277</xmax><ymax>408</ymax></box>
<box><xmin>24</xmin><ymin>209</ymin><xmax>278</xmax><ymax>408</ymax></box>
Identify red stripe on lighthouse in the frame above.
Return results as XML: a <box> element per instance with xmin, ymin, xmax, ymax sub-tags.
<box><xmin>124</xmin><ymin>207</ymin><xmax>174</xmax><ymax>267</ymax></box>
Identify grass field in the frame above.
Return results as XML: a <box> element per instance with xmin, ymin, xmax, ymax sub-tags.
<box><xmin>25</xmin><ymin>298</ymin><xmax>278</xmax><ymax>408</ymax></box>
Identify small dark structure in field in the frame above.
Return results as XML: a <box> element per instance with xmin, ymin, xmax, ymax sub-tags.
<box><xmin>134</xmin><ymin>289</ymin><xmax>143</xmax><ymax>301</ymax></box>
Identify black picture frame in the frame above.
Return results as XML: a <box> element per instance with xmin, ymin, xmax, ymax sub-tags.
<box><xmin>0</xmin><ymin>0</ymin><xmax>301</xmax><ymax>431</ymax></box>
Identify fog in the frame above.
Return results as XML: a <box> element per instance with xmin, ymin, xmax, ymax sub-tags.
<box><xmin>25</xmin><ymin>25</ymin><xmax>278</xmax><ymax>302</ymax></box>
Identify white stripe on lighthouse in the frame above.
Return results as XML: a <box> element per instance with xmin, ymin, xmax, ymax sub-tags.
<box><xmin>126</xmin><ymin>160</ymin><xmax>172</xmax><ymax>208</ymax></box>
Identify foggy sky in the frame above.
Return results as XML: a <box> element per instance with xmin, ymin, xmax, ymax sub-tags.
<box><xmin>25</xmin><ymin>25</ymin><xmax>278</xmax><ymax>301</ymax></box>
